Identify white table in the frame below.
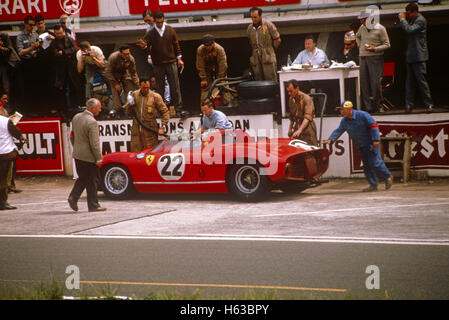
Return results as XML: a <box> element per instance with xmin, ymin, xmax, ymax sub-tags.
<box><xmin>278</xmin><ymin>67</ymin><xmax>360</xmax><ymax>117</ymax></box>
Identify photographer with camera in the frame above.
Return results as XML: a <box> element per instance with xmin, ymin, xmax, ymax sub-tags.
<box><xmin>77</xmin><ymin>41</ymin><xmax>108</xmax><ymax>102</ymax></box>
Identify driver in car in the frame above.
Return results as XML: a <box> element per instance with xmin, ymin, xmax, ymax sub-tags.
<box><xmin>199</xmin><ymin>99</ymin><xmax>233</xmax><ymax>134</ymax></box>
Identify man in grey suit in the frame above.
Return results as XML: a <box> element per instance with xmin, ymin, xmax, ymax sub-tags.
<box><xmin>68</xmin><ymin>98</ymin><xmax>107</xmax><ymax>212</ymax></box>
<box><xmin>399</xmin><ymin>2</ymin><xmax>433</xmax><ymax>113</ymax></box>
<box><xmin>356</xmin><ymin>10</ymin><xmax>390</xmax><ymax>113</ymax></box>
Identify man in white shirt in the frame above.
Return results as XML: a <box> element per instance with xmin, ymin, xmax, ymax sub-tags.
<box><xmin>77</xmin><ymin>41</ymin><xmax>107</xmax><ymax>101</ymax></box>
<box><xmin>293</xmin><ymin>35</ymin><xmax>329</xmax><ymax>67</ymax></box>
<box><xmin>0</xmin><ymin>114</ymin><xmax>26</xmax><ymax>210</ymax></box>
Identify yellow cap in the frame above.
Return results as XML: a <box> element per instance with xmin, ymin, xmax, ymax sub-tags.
<box><xmin>336</xmin><ymin>101</ymin><xmax>353</xmax><ymax>110</ymax></box>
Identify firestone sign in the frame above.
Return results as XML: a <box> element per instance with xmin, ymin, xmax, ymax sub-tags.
<box><xmin>129</xmin><ymin>0</ymin><xmax>301</xmax><ymax>14</ymax></box>
<box><xmin>0</xmin><ymin>0</ymin><xmax>98</xmax><ymax>22</ymax></box>
<box><xmin>351</xmin><ymin>120</ymin><xmax>449</xmax><ymax>173</ymax></box>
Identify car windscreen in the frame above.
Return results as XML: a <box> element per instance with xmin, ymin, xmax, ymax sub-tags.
<box><xmin>163</xmin><ymin>140</ymin><xmax>203</xmax><ymax>152</ymax></box>
<box><xmin>150</xmin><ymin>140</ymin><xmax>166</xmax><ymax>153</ymax></box>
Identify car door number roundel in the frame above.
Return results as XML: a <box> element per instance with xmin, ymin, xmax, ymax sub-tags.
<box><xmin>157</xmin><ymin>153</ymin><xmax>185</xmax><ymax>181</ymax></box>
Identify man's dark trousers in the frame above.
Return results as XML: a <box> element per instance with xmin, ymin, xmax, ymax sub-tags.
<box><xmin>360</xmin><ymin>55</ymin><xmax>384</xmax><ymax>113</ymax></box>
<box><xmin>405</xmin><ymin>61</ymin><xmax>432</xmax><ymax>108</ymax></box>
<box><xmin>153</xmin><ymin>62</ymin><xmax>182</xmax><ymax>109</ymax></box>
<box><xmin>69</xmin><ymin>159</ymin><xmax>100</xmax><ymax>210</ymax></box>
<box><xmin>0</xmin><ymin>159</ymin><xmax>12</xmax><ymax>207</ymax></box>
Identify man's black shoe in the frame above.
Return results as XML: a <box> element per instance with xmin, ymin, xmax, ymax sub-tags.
<box><xmin>68</xmin><ymin>197</ymin><xmax>78</xmax><ymax>212</ymax></box>
<box><xmin>0</xmin><ymin>204</ymin><xmax>17</xmax><ymax>210</ymax></box>
<box><xmin>88</xmin><ymin>206</ymin><xmax>107</xmax><ymax>212</ymax></box>
<box><xmin>426</xmin><ymin>104</ymin><xmax>433</xmax><ymax>113</ymax></box>
<box><xmin>362</xmin><ymin>185</ymin><xmax>378</xmax><ymax>192</ymax></box>
<box><xmin>385</xmin><ymin>175</ymin><xmax>393</xmax><ymax>190</ymax></box>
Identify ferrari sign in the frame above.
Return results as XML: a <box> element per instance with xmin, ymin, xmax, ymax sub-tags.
<box><xmin>129</xmin><ymin>0</ymin><xmax>300</xmax><ymax>14</ymax></box>
<box><xmin>0</xmin><ymin>0</ymin><xmax>98</xmax><ymax>22</ymax></box>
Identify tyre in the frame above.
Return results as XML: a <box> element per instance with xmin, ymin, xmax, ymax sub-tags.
<box><xmin>226</xmin><ymin>164</ymin><xmax>270</xmax><ymax>201</ymax></box>
<box><xmin>238</xmin><ymin>97</ymin><xmax>281</xmax><ymax>114</ymax></box>
<box><xmin>237</xmin><ymin>81</ymin><xmax>279</xmax><ymax>99</ymax></box>
<box><xmin>101</xmin><ymin>164</ymin><xmax>135</xmax><ymax>199</ymax></box>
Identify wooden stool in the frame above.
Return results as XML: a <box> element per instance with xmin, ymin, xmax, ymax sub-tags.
<box><xmin>379</xmin><ymin>136</ymin><xmax>412</xmax><ymax>183</ymax></box>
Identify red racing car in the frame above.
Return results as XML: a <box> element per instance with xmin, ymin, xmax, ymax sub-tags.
<box><xmin>100</xmin><ymin>129</ymin><xmax>330</xmax><ymax>201</ymax></box>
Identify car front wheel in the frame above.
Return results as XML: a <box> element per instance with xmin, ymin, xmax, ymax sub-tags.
<box><xmin>101</xmin><ymin>164</ymin><xmax>134</xmax><ymax>199</ymax></box>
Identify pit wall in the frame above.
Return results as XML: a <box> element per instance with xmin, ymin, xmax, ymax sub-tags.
<box><xmin>15</xmin><ymin>112</ymin><xmax>449</xmax><ymax>177</ymax></box>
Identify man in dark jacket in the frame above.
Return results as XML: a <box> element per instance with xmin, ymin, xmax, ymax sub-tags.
<box><xmin>49</xmin><ymin>24</ymin><xmax>81</xmax><ymax>113</ymax></box>
<box><xmin>0</xmin><ymin>34</ymin><xmax>13</xmax><ymax>94</ymax></box>
<box><xmin>138</xmin><ymin>10</ymin><xmax>186</xmax><ymax>117</ymax></box>
<box><xmin>330</xmin><ymin>30</ymin><xmax>359</xmax><ymax>65</ymax></box>
<box><xmin>399</xmin><ymin>2</ymin><xmax>433</xmax><ymax>113</ymax></box>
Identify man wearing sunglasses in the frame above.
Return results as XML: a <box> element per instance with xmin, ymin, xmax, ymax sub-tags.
<box><xmin>16</xmin><ymin>16</ymin><xmax>40</xmax><ymax>114</ymax></box>
<box><xmin>330</xmin><ymin>30</ymin><xmax>359</xmax><ymax>65</ymax></box>
<box><xmin>16</xmin><ymin>16</ymin><xmax>39</xmax><ymax>60</ymax></box>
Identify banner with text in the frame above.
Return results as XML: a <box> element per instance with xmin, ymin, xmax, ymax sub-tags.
<box><xmin>351</xmin><ymin>120</ymin><xmax>449</xmax><ymax>173</ymax></box>
<box><xmin>16</xmin><ymin>117</ymin><xmax>65</xmax><ymax>175</ymax></box>
<box><xmin>129</xmin><ymin>0</ymin><xmax>300</xmax><ymax>14</ymax></box>
<box><xmin>0</xmin><ymin>0</ymin><xmax>99</xmax><ymax>22</ymax></box>
<box><xmin>282</xmin><ymin>114</ymin><xmax>449</xmax><ymax>177</ymax></box>
<box><xmin>98</xmin><ymin>114</ymin><xmax>275</xmax><ymax>154</ymax></box>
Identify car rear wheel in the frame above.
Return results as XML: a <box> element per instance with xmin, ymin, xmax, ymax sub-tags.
<box><xmin>101</xmin><ymin>164</ymin><xmax>134</xmax><ymax>199</ymax></box>
<box><xmin>227</xmin><ymin>164</ymin><xmax>269</xmax><ymax>201</ymax></box>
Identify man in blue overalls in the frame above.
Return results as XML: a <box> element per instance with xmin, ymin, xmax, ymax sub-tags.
<box><xmin>323</xmin><ymin>101</ymin><xmax>393</xmax><ymax>192</ymax></box>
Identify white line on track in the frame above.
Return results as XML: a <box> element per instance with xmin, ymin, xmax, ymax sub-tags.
<box><xmin>253</xmin><ymin>202</ymin><xmax>449</xmax><ymax>217</ymax></box>
<box><xmin>18</xmin><ymin>201</ymin><xmax>67</xmax><ymax>206</ymax></box>
<box><xmin>0</xmin><ymin>234</ymin><xmax>448</xmax><ymax>246</ymax></box>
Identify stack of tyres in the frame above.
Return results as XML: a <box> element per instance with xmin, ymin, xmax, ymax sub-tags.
<box><xmin>238</xmin><ymin>97</ymin><xmax>281</xmax><ymax>114</ymax></box>
<box><xmin>237</xmin><ymin>81</ymin><xmax>280</xmax><ymax>114</ymax></box>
